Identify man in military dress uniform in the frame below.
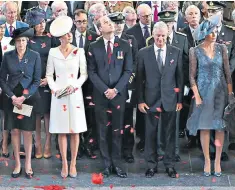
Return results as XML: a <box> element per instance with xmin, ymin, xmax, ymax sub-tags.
<box><xmin>207</xmin><ymin>1</ymin><xmax>235</xmax><ymax>161</ymax></box>
<box><xmin>146</xmin><ymin>10</ymin><xmax>188</xmax><ymax>162</ymax></box>
<box><xmin>109</xmin><ymin>12</ymin><xmax>138</xmax><ymax>163</ymax></box>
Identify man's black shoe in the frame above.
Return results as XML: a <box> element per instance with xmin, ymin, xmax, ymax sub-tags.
<box><xmin>145</xmin><ymin>167</ymin><xmax>158</xmax><ymax>178</ymax></box>
<box><xmin>123</xmin><ymin>153</ymin><xmax>134</xmax><ymax>163</ymax></box>
<box><xmin>166</xmin><ymin>167</ymin><xmax>178</xmax><ymax>178</ymax></box>
<box><xmin>112</xmin><ymin>166</ymin><xmax>127</xmax><ymax>178</ymax></box>
<box><xmin>102</xmin><ymin>166</ymin><xmax>112</xmax><ymax>178</ymax></box>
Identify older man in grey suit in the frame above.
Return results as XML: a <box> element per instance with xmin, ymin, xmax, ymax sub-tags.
<box><xmin>137</xmin><ymin>21</ymin><xmax>183</xmax><ymax>178</ymax></box>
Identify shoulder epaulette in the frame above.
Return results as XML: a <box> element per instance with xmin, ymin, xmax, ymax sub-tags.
<box><xmin>225</xmin><ymin>25</ymin><xmax>235</xmax><ymax>30</ymax></box>
<box><xmin>96</xmin><ymin>36</ymin><xmax>103</xmax><ymax>41</ymax></box>
<box><xmin>175</xmin><ymin>31</ymin><xmax>187</xmax><ymax>36</ymax></box>
<box><xmin>146</xmin><ymin>36</ymin><xmax>153</xmax><ymax>47</ymax></box>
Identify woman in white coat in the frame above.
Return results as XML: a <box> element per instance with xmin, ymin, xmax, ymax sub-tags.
<box><xmin>46</xmin><ymin>16</ymin><xmax>87</xmax><ymax>178</ymax></box>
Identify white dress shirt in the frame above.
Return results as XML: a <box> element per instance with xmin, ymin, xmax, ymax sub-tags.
<box><xmin>154</xmin><ymin>44</ymin><xmax>167</xmax><ymax>66</ymax></box>
<box><xmin>6</xmin><ymin>21</ymin><xmax>16</xmax><ymax>34</ymax></box>
<box><xmin>139</xmin><ymin>22</ymin><xmax>151</xmax><ymax>37</ymax></box>
<box><xmin>103</xmin><ymin>37</ymin><xmax>115</xmax><ymax>53</ymax></box>
<box><xmin>168</xmin><ymin>32</ymin><xmax>174</xmax><ymax>44</ymax></box>
<box><xmin>93</xmin><ymin>24</ymin><xmax>100</xmax><ymax>35</ymax></box>
<box><xmin>75</xmin><ymin>30</ymin><xmax>86</xmax><ymax>48</ymax></box>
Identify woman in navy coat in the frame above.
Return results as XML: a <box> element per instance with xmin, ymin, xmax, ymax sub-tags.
<box><xmin>0</xmin><ymin>27</ymin><xmax>41</xmax><ymax>179</ymax></box>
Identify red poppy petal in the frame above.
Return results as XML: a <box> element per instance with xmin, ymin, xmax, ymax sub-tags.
<box><xmin>192</xmin><ymin>96</ymin><xmax>195</xmax><ymax>99</ymax></box>
<box><xmin>174</xmin><ymin>88</ymin><xmax>180</xmax><ymax>93</ymax></box>
<box><xmin>5</xmin><ymin>161</ymin><xmax>8</xmax><ymax>167</ymax></box>
<box><xmin>110</xmin><ymin>184</ymin><xmax>114</xmax><ymax>189</ymax></box>
<box><xmin>89</xmin><ymin>139</ymin><xmax>94</xmax><ymax>143</ymax></box>
<box><xmin>117</xmin><ymin>105</ymin><xmax>120</xmax><ymax>109</ymax></box>
<box><xmin>176</xmin><ymin>173</ymin><xmax>180</xmax><ymax>178</ymax></box>
<box><xmin>63</xmin><ymin>105</ymin><xmax>66</xmax><ymax>108</ymax></box>
<box><xmin>75</xmin><ymin>88</ymin><xmax>79</xmax><ymax>91</ymax></box>
<box><xmin>125</xmin><ymin>125</ymin><xmax>130</xmax><ymax>129</ymax></box>
<box><xmin>47</xmin><ymin>33</ymin><xmax>52</xmax><ymax>38</ymax></box>
<box><xmin>156</xmin><ymin>108</ymin><xmax>162</xmax><ymax>112</ymax></box>
<box><xmin>114</xmin><ymin>129</ymin><xmax>119</xmax><ymax>132</ymax></box>
<box><xmin>89</xmin><ymin>102</ymin><xmax>95</xmax><ymax>106</ymax></box>
<box><xmin>106</xmin><ymin>122</ymin><xmax>111</xmax><ymax>126</ymax></box>
<box><xmin>86</xmin><ymin>96</ymin><xmax>92</xmax><ymax>99</ymax></box>
<box><xmin>120</xmin><ymin>130</ymin><xmax>123</xmax><ymax>134</ymax></box>
<box><xmin>155</xmin><ymin>115</ymin><xmax>159</xmax><ymax>119</ymax></box>
<box><xmin>130</xmin><ymin>128</ymin><xmax>134</xmax><ymax>133</ymax></box>
<box><xmin>17</xmin><ymin>115</ymin><xmax>24</xmax><ymax>120</ymax></box>
<box><xmin>212</xmin><ymin>177</ymin><xmax>216</xmax><ymax>183</ymax></box>
<box><xmin>76</xmin><ymin>106</ymin><xmax>80</xmax><ymax>108</ymax></box>
<box><xmin>106</xmin><ymin>110</ymin><xmax>112</xmax><ymax>113</ymax></box>
<box><xmin>23</xmin><ymin>89</ymin><xmax>29</xmax><ymax>95</ymax></box>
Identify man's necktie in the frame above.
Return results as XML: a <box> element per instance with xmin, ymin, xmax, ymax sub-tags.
<box><xmin>153</xmin><ymin>5</ymin><xmax>159</xmax><ymax>23</ymax></box>
<box><xmin>157</xmin><ymin>48</ymin><xmax>163</xmax><ymax>73</ymax></box>
<box><xmin>0</xmin><ymin>41</ymin><xmax>2</xmax><ymax>63</ymax></box>
<box><xmin>9</xmin><ymin>25</ymin><xmax>14</xmax><ymax>37</ymax></box>
<box><xmin>167</xmin><ymin>36</ymin><xmax>170</xmax><ymax>45</ymax></box>
<box><xmin>79</xmin><ymin>34</ymin><xmax>83</xmax><ymax>48</ymax></box>
<box><xmin>144</xmin><ymin>25</ymin><xmax>150</xmax><ymax>40</ymax></box>
<box><xmin>107</xmin><ymin>41</ymin><xmax>112</xmax><ymax>64</ymax></box>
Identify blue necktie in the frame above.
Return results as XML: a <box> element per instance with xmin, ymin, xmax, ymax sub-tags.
<box><xmin>157</xmin><ymin>49</ymin><xmax>163</xmax><ymax>73</ymax></box>
<box><xmin>144</xmin><ymin>25</ymin><xmax>150</xmax><ymax>40</ymax></box>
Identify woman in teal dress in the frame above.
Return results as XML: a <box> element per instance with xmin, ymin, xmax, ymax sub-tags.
<box><xmin>187</xmin><ymin>15</ymin><xmax>234</xmax><ymax>177</ymax></box>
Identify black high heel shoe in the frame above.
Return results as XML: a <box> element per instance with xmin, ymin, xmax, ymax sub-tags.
<box><xmin>11</xmin><ymin>168</ymin><xmax>22</xmax><ymax>178</ymax></box>
<box><xmin>25</xmin><ymin>170</ymin><xmax>34</xmax><ymax>179</ymax></box>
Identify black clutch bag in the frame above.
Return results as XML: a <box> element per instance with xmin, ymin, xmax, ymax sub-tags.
<box><xmin>223</xmin><ymin>103</ymin><xmax>235</xmax><ymax>136</ymax></box>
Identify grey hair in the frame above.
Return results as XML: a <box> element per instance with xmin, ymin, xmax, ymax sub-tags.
<box><xmin>232</xmin><ymin>9</ymin><xmax>235</xmax><ymax>20</ymax></box>
<box><xmin>152</xmin><ymin>21</ymin><xmax>168</xmax><ymax>35</ymax></box>
<box><xmin>162</xmin><ymin>1</ymin><xmax>179</xmax><ymax>10</ymax></box>
<box><xmin>123</xmin><ymin>6</ymin><xmax>136</xmax><ymax>17</ymax></box>
<box><xmin>2</xmin><ymin>1</ymin><xmax>17</xmax><ymax>14</ymax></box>
<box><xmin>136</xmin><ymin>4</ymin><xmax>151</xmax><ymax>15</ymax></box>
<box><xmin>51</xmin><ymin>1</ymin><xmax>67</xmax><ymax>13</ymax></box>
<box><xmin>185</xmin><ymin>5</ymin><xmax>200</xmax><ymax>17</ymax></box>
<box><xmin>88</xmin><ymin>3</ymin><xmax>105</xmax><ymax>15</ymax></box>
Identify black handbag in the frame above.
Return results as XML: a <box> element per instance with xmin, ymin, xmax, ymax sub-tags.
<box><xmin>223</xmin><ymin>103</ymin><xmax>235</xmax><ymax>136</ymax></box>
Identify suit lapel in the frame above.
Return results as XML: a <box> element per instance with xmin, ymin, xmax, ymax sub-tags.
<box><xmin>111</xmin><ymin>37</ymin><xmax>119</xmax><ymax>64</ymax></box>
<box><xmin>217</xmin><ymin>25</ymin><xmax>225</xmax><ymax>42</ymax></box>
<box><xmin>186</xmin><ymin>26</ymin><xmax>195</xmax><ymax>47</ymax></box>
<box><xmin>71</xmin><ymin>30</ymin><xmax>77</xmax><ymax>47</ymax></box>
<box><xmin>162</xmin><ymin>45</ymin><xmax>171</xmax><ymax>76</ymax></box>
<box><xmin>98</xmin><ymin>38</ymin><xmax>109</xmax><ymax>66</ymax></box>
<box><xmin>150</xmin><ymin>45</ymin><xmax>161</xmax><ymax>74</ymax></box>
<box><xmin>84</xmin><ymin>31</ymin><xmax>91</xmax><ymax>51</ymax></box>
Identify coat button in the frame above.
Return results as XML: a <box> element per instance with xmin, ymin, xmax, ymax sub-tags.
<box><xmin>22</xmin><ymin>71</ymin><xmax>24</xmax><ymax>74</ymax></box>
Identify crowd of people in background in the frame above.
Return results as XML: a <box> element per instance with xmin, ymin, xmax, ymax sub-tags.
<box><xmin>0</xmin><ymin>0</ymin><xmax>235</xmax><ymax>180</ymax></box>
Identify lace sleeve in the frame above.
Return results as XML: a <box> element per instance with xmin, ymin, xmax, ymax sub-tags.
<box><xmin>189</xmin><ymin>47</ymin><xmax>197</xmax><ymax>87</ymax></box>
<box><xmin>221</xmin><ymin>44</ymin><xmax>232</xmax><ymax>84</ymax></box>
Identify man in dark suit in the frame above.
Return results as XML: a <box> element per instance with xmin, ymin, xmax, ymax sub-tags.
<box><xmin>2</xmin><ymin>1</ymin><xmax>29</xmax><ymax>37</ymax></box>
<box><xmin>122</xmin><ymin>6</ymin><xmax>137</xmax><ymax>32</ymax></box>
<box><xmin>137</xmin><ymin>21</ymin><xmax>183</xmax><ymax>178</ymax></box>
<box><xmin>37</xmin><ymin>1</ymin><xmax>53</xmax><ymax>21</ymax></box>
<box><xmin>72</xmin><ymin>9</ymin><xmax>98</xmax><ymax>159</ymax></box>
<box><xmin>65</xmin><ymin>1</ymin><xmax>85</xmax><ymax>17</ymax></box>
<box><xmin>207</xmin><ymin>1</ymin><xmax>235</xmax><ymax>161</ymax></box>
<box><xmin>146</xmin><ymin>10</ymin><xmax>188</xmax><ymax>162</ymax></box>
<box><xmin>109</xmin><ymin>12</ymin><xmax>138</xmax><ymax>163</ymax></box>
<box><xmin>126</xmin><ymin>3</ymin><xmax>153</xmax><ymax>152</ymax></box>
<box><xmin>180</xmin><ymin>5</ymin><xmax>201</xmax><ymax>149</ymax></box>
<box><xmin>87</xmin><ymin>15</ymin><xmax>132</xmax><ymax>178</ymax></box>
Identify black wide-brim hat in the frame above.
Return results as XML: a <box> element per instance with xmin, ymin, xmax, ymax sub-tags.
<box><xmin>10</xmin><ymin>27</ymin><xmax>34</xmax><ymax>45</ymax></box>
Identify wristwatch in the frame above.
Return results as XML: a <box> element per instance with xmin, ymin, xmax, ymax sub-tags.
<box><xmin>114</xmin><ymin>88</ymin><xmax>119</xmax><ymax>94</ymax></box>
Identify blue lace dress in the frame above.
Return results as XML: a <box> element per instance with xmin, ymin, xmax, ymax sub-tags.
<box><xmin>187</xmin><ymin>43</ymin><xmax>232</xmax><ymax>136</ymax></box>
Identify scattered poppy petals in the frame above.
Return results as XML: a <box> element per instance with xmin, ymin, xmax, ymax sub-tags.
<box><xmin>30</xmin><ymin>40</ymin><xmax>36</xmax><ymax>43</ymax></box>
<box><xmin>4</xmin><ymin>161</ymin><xmax>8</xmax><ymax>167</ymax></box>
<box><xmin>46</xmin><ymin>33</ymin><xmax>52</xmax><ymax>38</ymax></box>
<box><xmin>55</xmin><ymin>154</ymin><xmax>61</xmax><ymax>159</ymax></box>
<box><xmin>174</xmin><ymin>88</ymin><xmax>180</xmax><ymax>93</ymax></box>
<box><xmin>41</xmin><ymin>42</ymin><xmax>46</xmax><ymax>48</ymax></box>
<box><xmin>91</xmin><ymin>155</ymin><xmax>97</xmax><ymax>159</ymax></box>
<box><xmin>89</xmin><ymin>139</ymin><xmax>94</xmax><ymax>143</ymax></box>
<box><xmin>23</xmin><ymin>89</ymin><xmax>29</xmax><ymax>95</ymax></box>
<box><xmin>86</xmin><ymin>96</ymin><xmax>92</xmax><ymax>99</ymax></box>
<box><xmin>17</xmin><ymin>115</ymin><xmax>24</xmax><ymax>120</ymax></box>
<box><xmin>155</xmin><ymin>115</ymin><xmax>159</xmax><ymax>119</ymax></box>
<box><xmin>156</xmin><ymin>107</ymin><xmax>162</xmax><ymax>112</ymax></box>
<box><xmin>106</xmin><ymin>122</ymin><xmax>111</xmax><ymax>126</ymax></box>
<box><xmin>214</xmin><ymin>139</ymin><xmax>222</xmax><ymax>147</ymax></box>
<box><xmin>125</xmin><ymin>125</ymin><xmax>130</xmax><ymax>129</ymax></box>
<box><xmin>75</xmin><ymin>87</ymin><xmax>79</xmax><ymax>91</ymax></box>
<box><xmin>106</xmin><ymin>110</ymin><xmax>112</xmax><ymax>113</ymax></box>
<box><xmin>110</xmin><ymin>184</ymin><xmax>114</xmax><ymax>189</ymax></box>
<box><xmin>120</xmin><ymin>130</ymin><xmax>123</xmax><ymax>134</ymax></box>
<box><xmin>88</xmin><ymin>52</ymin><xmax>92</xmax><ymax>56</ymax></box>
<box><xmin>117</xmin><ymin>105</ymin><xmax>120</xmax><ymax>109</ymax></box>
<box><xmin>63</xmin><ymin>108</ymin><xmax>67</xmax><ymax>111</ymax></box>
<box><xmin>91</xmin><ymin>173</ymin><xmax>103</xmax><ymax>184</ymax></box>
<box><xmin>114</xmin><ymin>129</ymin><xmax>119</xmax><ymax>132</ymax></box>
<box><xmin>176</xmin><ymin>173</ymin><xmax>180</xmax><ymax>178</ymax></box>
<box><xmin>88</xmin><ymin>35</ymin><xmax>92</xmax><ymax>41</ymax></box>
<box><xmin>131</xmin><ymin>185</ymin><xmax>136</xmax><ymax>188</ymax></box>
<box><xmin>73</xmin><ymin>49</ymin><xmax>78</xmax><ymax>55</ymax></box>
<box><xmin>89</xmin><ymin>102</ymin><xmax>95</xmax><ymax>106</ymax></box>
<box><xmin>212</xmin><ymin>177</ymin><xmax>216</xmax><ymax>183</ymax></box>
<box><xmin>130</xmin><ymin>128</ymin><xmax>134</xmax><ymax>133</ymax></box>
